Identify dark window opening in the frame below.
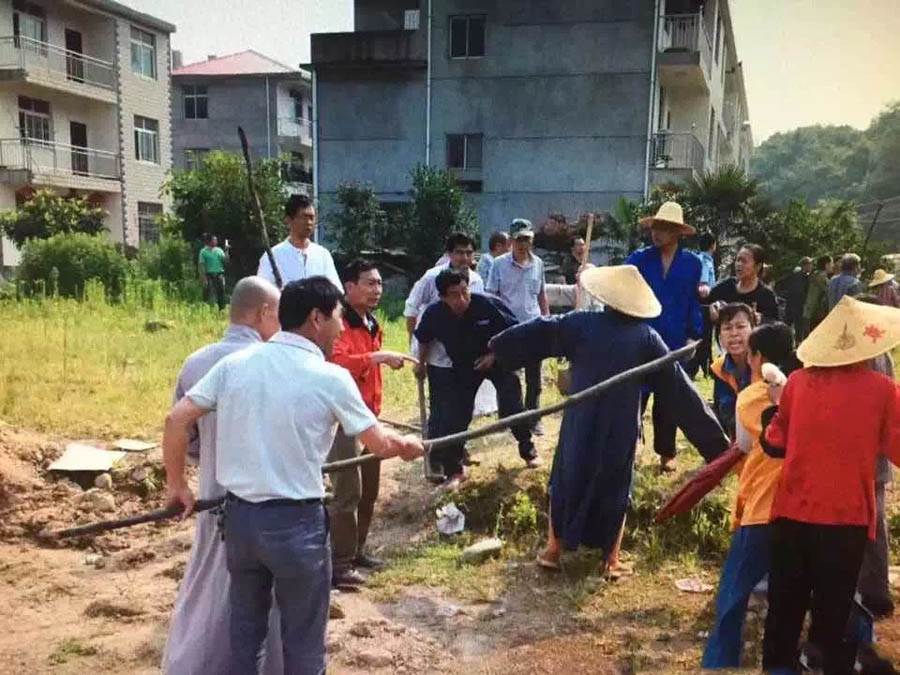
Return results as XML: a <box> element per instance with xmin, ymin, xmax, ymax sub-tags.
<box><xmin>449</xmin><ymin>15</ymin><xmax>486</xmax><ymax>58</ymax></box>
<box><xmin>446</xmin><ymin>134</ymin><xmax>483</xmax><ymax>170</ymax></box>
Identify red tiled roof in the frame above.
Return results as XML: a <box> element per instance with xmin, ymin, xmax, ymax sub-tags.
<box><xmin>173</xmin><ymin>50</ymin><xmax>299</xmax><ymax>76</ymax></box>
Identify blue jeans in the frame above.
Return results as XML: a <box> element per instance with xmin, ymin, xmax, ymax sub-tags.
<box><xmin>224</xmin><ymin>496</ymin><xmax>331</xmax><ymax>675</ymax></box>
<box><xmin>702</xmin><ymin>524</ymin><xmax>771</xmax><ymax>669</ymax></box>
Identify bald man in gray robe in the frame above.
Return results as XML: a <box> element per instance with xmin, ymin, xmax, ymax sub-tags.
<box><xmin>162</xmin><ymin>277</ymin><xmax>284</xmax><ymax>675</ymax></box>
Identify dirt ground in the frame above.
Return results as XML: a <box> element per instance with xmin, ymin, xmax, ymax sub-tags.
<box><xmin>0</xmin><ymin>422</ymin><xmax>897</xmax><ymax>674</ymax></box>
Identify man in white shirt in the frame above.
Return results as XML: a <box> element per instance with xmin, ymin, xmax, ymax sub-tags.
<box><xmin>257</xmin><ymin>194</ymin><xmax>342</xmax><ymax>292</ymax></box>
<box><xmin>163</xmin><ymin>276</ymin><xmax>424</xmax><ymax>675</ymax></box>
<box><xmin>162</xmin><ymin>276</ymin><xmax>284</xmax><ymax>674</ymax></box>
<box><xmin>486</xmin><ymin>218</ymin><xmax>549</xmax><ymax>433</ymax></box>
<box><xmin>404</xmin><ymin>232</ymin><xmax>482</xmax><ymax>477</ymax></box>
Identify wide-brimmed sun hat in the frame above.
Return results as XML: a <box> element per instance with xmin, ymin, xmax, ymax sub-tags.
<box><xmin>797</xmin><ymin>295</ymin><xmax>900</xmax><ymax>367</ymax></box>
<box><xmin>579</xmin><ymin>265</ymin><xmax>662</xmax><ymax>319</ymax></box>
<box><xmin>869</xmin><ymin>269</ymin><xmax>896</xmax><ymax>288</ymax></box>
<box><xmin>638</xmin><ymin>201</ymin><xmax>696</xmax><ymax>236</ymax></box>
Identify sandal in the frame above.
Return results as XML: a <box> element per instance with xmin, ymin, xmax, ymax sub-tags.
<box><xmin>536</xmin><ymin>552</ymin><xmax>562</xmax><ymax>571</ymax></box>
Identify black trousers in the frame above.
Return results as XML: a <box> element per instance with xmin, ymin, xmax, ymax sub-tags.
<box><xmin>686</xmin><ymin>306</ymin><xmax>713</xmax><ymax>379</ymax></box>
<box><xmin>640</xmin><ymin>389</ymin><xmax>678</xmax><ymax>459</ymax></box>
<box><xmin>524</xmin><ymin>360</ymin><xmax>542</xmax><ymax>411</ymax></box>
<box><xmin>763</xmin><ymin>518</ymin><xmax>868</xmax><ymax>675</ymax></box>
<box><xmin>205</xmin><ymin>273</ymin><xmax>226</xmax><ymax>310</ymax></box>
<box><xmin>431</xmin><ymin>366</ymin><xmax>536</xmax><ymax>477</ymax></box>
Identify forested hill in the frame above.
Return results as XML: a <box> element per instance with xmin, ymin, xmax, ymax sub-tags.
<box><xmin>751</xmin><ymin>102</ymin><xmax>900</xmax><ymax>207</ymax></box>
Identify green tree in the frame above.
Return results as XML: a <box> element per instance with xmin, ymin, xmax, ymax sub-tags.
<box><xmin>327</xmin><ymin>181</ymin><xmax>388</xmax><ymax>258</ymax></box>
<box><xmin>0</xmin><ymin>189</ymin><xmax>107</xmax><ymax>248</ymax></box>
<box><xmin>162</xmin><ymin>151</ymin><xmax>287</xmax><ymax>279</ymax></box>
<box><xmin>405</xmin><ymin>165</ymin><xmax>478</xmax><ymax>276</ymax></box>
<box><xmin>863</xmin><ymin>101</ymin><xmax>900</xmax><ymax>201</ymax></box>
<box><xmin>751</xmin><ymin>125</ymin><xmax>869</xmax><ymax>206</ymax></box>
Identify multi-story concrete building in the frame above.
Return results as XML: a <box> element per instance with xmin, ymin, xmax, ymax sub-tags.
<box><xmin>311</xmin><ymin>0</ymin><xmax>752</xmax><ymax>237</ymax></box>
<box><xmin>171</xmin><ymin>50</ymin><xmax>313</xmax><ymax>195</ymax></box>
<box><xmin>0</xmin><ymin>0</ymin><xmax>175</xmax><ymax>269</ymax></box>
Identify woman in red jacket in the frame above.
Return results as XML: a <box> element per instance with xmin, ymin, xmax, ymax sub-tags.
<box><xmin>761</xmin><ymin>296</ymin><xmax>900</xmax><ymax>674</ymax></box>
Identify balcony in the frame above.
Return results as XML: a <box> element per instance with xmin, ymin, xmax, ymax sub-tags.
<box><xmin>277</xmin><ymin>117</ymin><xmax>312</xmax><ymax>145</ymax></box>
<box><xmin>657</xmin><ymin>14</ymin><xmax>712</xmax><ymax>90</ymax></box>
<box><xmin>649</xmin><ymin>132</ymin><xmax>705</xmax><ymax>186</ymax></box>
<box><xmin>0</xmin><ymin>36</ymin><xmax>117</xmax><ymax>104</ymax></box>
<box><xmin>0</xmin><ymin>138</ymin><xmax>121</xmax><ymax>192</ymax></box>
<box><xmin>311</xmin><ymin>30</ymin><xmax>426</xmax><ymax>70</ymax></box>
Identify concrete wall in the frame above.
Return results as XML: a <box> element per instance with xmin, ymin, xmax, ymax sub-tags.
<box><xmin>115</xmin><ymin>16</ymin><xmax>172</xmax><ymax>246</ymax></box>
<box><xmin>318</xmin><ymin>0</ymin><xmax>656</xmax><ymax>243</ymax></box>
<box><xmin>355</xmin><ymin>0</ymin><xmax>419</xmax><ymax>31</ymax></box>
<box><xmin>0</xmin><ymin>183</ymin><xmax>19</xmax><ymax>270</ymax></box>
<box><xmin>171</xmin><ymin>75</ymin><xmax>311</xmax><ymax>167</ymax></box>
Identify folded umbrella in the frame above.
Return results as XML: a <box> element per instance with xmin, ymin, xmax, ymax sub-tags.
<box><xmin>655</xmin><ymin>445</ymin><xmax>744</xmax><ymax>523</ymax></box>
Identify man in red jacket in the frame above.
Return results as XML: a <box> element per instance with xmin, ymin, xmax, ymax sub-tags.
<box><xmin>328</xmin><ymin>259</ymin><xmax>414</xmax><ymax>588</ymax></box>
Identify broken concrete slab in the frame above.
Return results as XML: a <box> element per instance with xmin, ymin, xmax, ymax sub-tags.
<box><xmin>48</xmin><ymin>443</ymin><xmax>126</xmax><ymax>473</ymax></box>
<box><xmin>461</xmin><ymin>537</ymin><xmax>503</xmax><ymax>564</ymax></box>
<box><xmin>114</xmin><ymin>439</ymin><xmax>157</xmax><ymax>453</ymax></box>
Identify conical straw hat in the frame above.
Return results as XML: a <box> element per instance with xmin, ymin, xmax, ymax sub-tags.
<box><xmin>638</xmin><ymin>201</ymin><xmax>696</xmax><ymax>235</ymax></box>
<box><xmin>869</xmin><ymin>269</ymin><xmax>896</xmax><ymax>288</ymax></box>
<box><xmin>579</xmin><ymin>265</ymin><xmax>662</xmax><ymax>319</ymax></box>
<box><xmin>797</xmin><ymin>295</ymin><xmax>900</xmax><ymax>367</ymax></box>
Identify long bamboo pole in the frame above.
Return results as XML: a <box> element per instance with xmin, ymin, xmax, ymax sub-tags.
<box><xmin>46</xmin><ymin>342</ymin><xmax>696</xmax><ymax>540</ymax></box>
<box><xmin>239</xmin><ymin>126</ymin><xmax>283</xmax><ymax>289</ymax></box>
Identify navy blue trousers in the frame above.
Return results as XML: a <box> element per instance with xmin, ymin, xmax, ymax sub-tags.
<box><xmin>702</xmin><ymin>524</ymin><xmax>771</xmax><ymax>668</ymax></box>
<box><xmin>224</xmin><ymin>497</ymin><xmax>331</xmax><ymax>675</ymax></box>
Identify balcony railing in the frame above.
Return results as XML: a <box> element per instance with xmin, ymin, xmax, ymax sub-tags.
<box><xmin>277</xmin><ymin>117</ymin><xmax>312</xmax><ymax>139</ymax></box>
<box><xmin>0</xmin><ymin>138</ymin><xmax>120</xmax><ymax>181</ymax></box>
<box><xmin>658</xmin><ymin>14</ymin><xmax>712</xmax><ymax>78</ymax></box>
<box><xmin>0</xmin><ymin>35</ymin><xmax>116</xmax><ymax>91</ymax></box>
<box><xmin>649</xmin><ymin>132</ymin><xmax>705</xmax><ymax>177</ymax></box>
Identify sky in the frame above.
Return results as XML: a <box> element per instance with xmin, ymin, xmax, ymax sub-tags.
<box><xmin>129</xmin><ymin>0</ymin><xmax>900</xmax><ymax>144</ymax></box>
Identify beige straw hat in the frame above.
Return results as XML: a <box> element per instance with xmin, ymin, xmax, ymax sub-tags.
<box><xmin>869</xmin><ymin>269</ymin><xmax>896</xmax><ymax>288</ymax></box>
<box><xmin>797</xmin><ymin>295</ymin><xmax>900</xmax><ymax>367</ymax></box>
<box><xmin>638</xmin><ymin>201</ymin><xmax>696</xmax><ymax>235</ymax></box>
<box><xmin>579</xmin><ymin>265</ymin><xmax>662</xmax><ymax>319</ymax></box>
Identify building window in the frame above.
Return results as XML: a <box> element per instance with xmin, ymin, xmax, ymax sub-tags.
<box><xmin>183</xmin><ymin>84</ymin><xmax>208</xmax><ymax>119</ymax></box>
<box><xmin>134</xmin><ymin>115</ymin><xmax>159</xmax><ymax>163</ymax></box>
<box><xmin>130</xmin><ymin>27</ymin><xmax>156</xmax><ymax>79</ymax></box>
<box><xmin>289</xmin><ymin>89</ymin><xmax>304</xmax><ymax>120</ymax></box>
<box><xmin>185</xmin><ymin>148</ymin><xmax>209</xmax><ymax>171</ymax></box>
<box><xmin>447</xmin><ymin>134</ymin><xmax>483</xmax><ymax>170</ymax></box>
<box><xmin>137</xmin><ymin>202</ymin><xmax>163</xmax><ymax>244</ymax></box>
<box><xmin>449</xmin><ymin>15</ymin><xmax>486</xmax><ymax>58</ymax></box>
<box><xmin>18</xmin><ymin>95</ymin><xmax>51</xmax><ymax>143</ymax></box>
<box><xmin>707</xmin><ymin>108</ymin><xmax>716</xmax><ymax>160</ymax></box>
<box><xmin>13</xmin><ymin>2</ymin><xmax>46</xmax><ymax>51</ymax></box>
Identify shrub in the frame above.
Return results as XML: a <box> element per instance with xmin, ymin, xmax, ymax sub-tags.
<box><xmin>327</xmin><ymin>181</ymin><xmax>388</xmax><ymax>258</ymax></box>
<box><xmin>133</xmin><ymin>235</ymin><xmax>193</xmax><ymax>284</ymax></box>
<box><xmin>0</xmin><ymin>189</ymin><xmax>106</xmax><ymax>247</ymax></box>
<box><xmin>17</xmin><ymin>233</ymin><xmax>129</xmax><ymax>300</ymax></box>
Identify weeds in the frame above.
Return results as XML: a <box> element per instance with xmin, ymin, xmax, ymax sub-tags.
<box><xmin>48</xmin><ymin>637</ymin><xmax>98</xmax><ymax>665</ymax></box>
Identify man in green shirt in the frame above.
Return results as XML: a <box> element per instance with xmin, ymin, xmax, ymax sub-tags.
<box><xmin>198</xmin><ymin>234</ymin><xmax>228</xmax><ymax>309</ymax></box>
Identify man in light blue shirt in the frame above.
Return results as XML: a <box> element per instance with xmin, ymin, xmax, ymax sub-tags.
<box><xmin>486</xmin><ymin>219</ymin><xmax>549</xmax><ymax>432</ymax></box>
<box><xmin>476</xmin><ymin>230</ymin><xmax>510</xmax><ymax>284</ymax></box>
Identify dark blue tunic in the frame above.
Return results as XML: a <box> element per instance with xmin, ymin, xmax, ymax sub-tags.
<box><xmin>490</xmin><ymin>310</ymin><xmax>729</xmax><ymax>553</ymax></box>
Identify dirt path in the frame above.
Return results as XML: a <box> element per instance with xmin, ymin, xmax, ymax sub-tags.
<box><xmin>1</xmin><ymin>422</ymin><xmax>897</xmax><ymax>674</ymax></box>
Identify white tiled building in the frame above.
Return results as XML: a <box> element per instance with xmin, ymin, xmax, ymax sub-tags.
<box><xmin>0</xmin><ymin>0</ymin><xmax>175</xmax><ymax>270</ymax></box>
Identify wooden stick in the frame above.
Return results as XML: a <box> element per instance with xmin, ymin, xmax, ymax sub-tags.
<box><xmin>46</xmin><ymin>342</ymin><xmax>697</xmax><ymax>538</ymax></box>
<box><xmin>377</xmin><ymin>417</ymin><xmax>421</xmax><ymax>433</ymax></box>
<box><xmin>238</xmin><ymin>126</ymin><xmax>283</xmax><ymax>289</ymax></box>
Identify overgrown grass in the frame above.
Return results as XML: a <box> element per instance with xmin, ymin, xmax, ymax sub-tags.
<box><xmin>48</xmin><ymin>637</ymin><xmax>98</xmax><ymax>665</ymax></box>
<box><xmin>0</xmin><ymin>281</ymin><xmax>419</xmax><ymax>438</ymax></box>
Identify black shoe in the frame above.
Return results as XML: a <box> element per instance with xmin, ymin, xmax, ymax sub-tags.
<box><xmin>332</xmin><ymin>568</ymin><xmax>365</xmax><ymax>589</ymax></box>
<box><xmin>353</xmin><ymin>553</ymin><xmax>384</xmax><ymax>570</ymax></box>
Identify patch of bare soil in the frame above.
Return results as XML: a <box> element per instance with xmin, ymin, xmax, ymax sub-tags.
<box><xmin>0</xmin><ymin>421</ymin><xmax>896</xmax><ymax>674</ymax></box>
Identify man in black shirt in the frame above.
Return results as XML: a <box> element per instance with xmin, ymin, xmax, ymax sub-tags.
<box><xmin>414</xmin><ymin>269</ymin><xmax>539</xmax><ymax>489</ymax></box>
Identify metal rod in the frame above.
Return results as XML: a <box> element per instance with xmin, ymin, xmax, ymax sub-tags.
<box><xmin>377</xmin><ymin>417</ymin><xmax>421</xmax><ymax>433</ymax></box>
<box><xmin>238</xmin><ymin>126</ymin><xmax>282</xmax><ymax>288</ymax></box>
<box><xmin>46</xmin><ymin>342</ymin><xmax>696</xmax><ymax>539</ymax></box>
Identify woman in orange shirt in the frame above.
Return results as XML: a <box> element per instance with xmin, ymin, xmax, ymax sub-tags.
<box><xmin>702</xmin><ymin>322</ymin><xmax>799</xmax><ymax>669</ymax></box>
